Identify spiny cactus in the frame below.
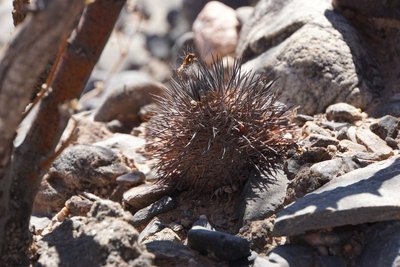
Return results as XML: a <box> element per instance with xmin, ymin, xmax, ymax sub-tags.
<box><xmin>145</xmin><ymin>55</ymin><xmax>296</xmax><ymax>193</ymax></box>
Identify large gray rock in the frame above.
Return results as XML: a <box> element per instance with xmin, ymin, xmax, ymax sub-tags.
<box><xmin>34</xmin><ymin>145</ymin><xmax>130</xmax><ymax>215</ymax></box>
<box><xmin>237</xmin><ymin>0</ymin><xmax>380</xmax><ymax>115</ymax></box>
<box><xmin>273</xmin><ymin>156</ymin><xmax>400</xmax><ymax>236</ymax></box>
<box><xmin>93</xmin><ymin>71</ymin><xmax>165</xmax><ymax>124</ymax></box>
<box><xmin>237</xmin><ymin>170</ymin><xmax>288</xmax><ymax>224</ymax></box>
<box><xmin>36</xmin><ymin>200</ymin><xmax>154</xmax><ymax>267</ymax></box>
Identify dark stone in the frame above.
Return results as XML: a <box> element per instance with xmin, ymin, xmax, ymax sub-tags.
<box><xmin>369</xmin><ymin>115</ymin><xmax>399</xmax><ymax>140</ymax></box>
<box><xmin>138</xmin><ymin>217</ymin><xmax>165</xmax><ymax>243</ymax></box>
<box><xmin>188</xmin><ymin>228</ymin><xmax>251</xmax><ymax>262</ymax></box>
<box><xmin>132</xmin><ymin>196</ymin><xmax>178</xmax><ymax>227</ymax></box>
<box><xmin>146</xmin><ymin>240</ymin><xmax>218</xmax><ymax>266</ymax></box>
<box><xmin>267</xmin><ymin>245</ymin><xmax>316</xmax><ymax>267</ymax></box>
<box><xmin>273</xmin><ymin>156</ymin><xmax>400</xmax><ymax>236</ymax></box>
<box><xmin>355</xmin><ymin>221</ymin><xmax>400</xmax><ymax>267</ymax></box>
<box><xmin>316</xmin><ymin>255</ymin><xmax>347</xmax><ymax>267</ymax></box>
<box><xmin>236</xmin><ymin>170</ymin><xmax>288</xmax><ymax>224</ymax></box>
<box><xmin>116</xmin><ymin>171</ymin><xmax>146</xmax><ymax>187</ymax></box>
<box><xmin>293</xmin><ymin>114</ymin><xmax>314</xmax><ymax>127</ymax></box>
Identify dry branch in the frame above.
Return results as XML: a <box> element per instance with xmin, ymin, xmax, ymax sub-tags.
<box><xmin>0</xmin><ymin>0</ymin><xmax>126</xmax><ymax>264</ymax></box>
<box><xmin>0</xmin><ymin>0</ymin><xmax>86</xmax><ymax>264</ymax></box>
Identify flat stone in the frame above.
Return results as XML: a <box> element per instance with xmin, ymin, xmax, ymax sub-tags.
<box><xmin>302</xmin><ymin>134</ymin><xmax>339</xmax><ymax>148</ymax></box>
<box><xmin>146</xmin><ymin>240</ymin><xmax>217</xmax><ymax>266</ymax></box>
<box><xmin>326</xmin><ymin>103</ymin><xmax>363</xmax><ymax>123</ymax></box>
<box><xmin>302</xmin><ymin>121</ymin><xmax>333</xmax><ymax>137</ymax></box>
<box><xmin>123</xmin><ymin>183</ymin><xmax>175</xmax><ymax>213</ymax></box>
<box><xmin>273</xmin><ymin>156</ymin><xmax>400</xmax><ymax>236</ymax></box>
<box><xmin>310</xmin><ymin>157</ymin><xmax>360</xmax><ymax>182</ymax></box>
<box><xmin>355</xmin><ymin>221</ymin><xmax>400</xmax><ymax>267</ymax></box>
<box><xmin>132</xmin><ymin>196</ymin><xmax>178</xmax><ymax>227</ymax></box>
<box><xmin>369</xmin><ymin>115</ymin><xmax>399</xmax><ymax>140</ymax></box>
<box><xmin>188</xmin><ymin>228</ymin><xmax>251</xmax><ymax>262</ymax></box>
<box><xmin>116</xmin><ymin>171</ymin><xmax>146</xmax><ymax>186</ymax></box>
<box><xmin>236</xmin><ymin>170</ymin><xmax>289</xmax><ymax>224</ymax></box>
<box><xmin>338</xmin><ymin>139</ymin><xmax>367</xmax><ymax>152</ymax></box>
<box><xmin>356</xmin><ymin>127</ymin><xmax>393</xmax><ymax>159</ymax></box>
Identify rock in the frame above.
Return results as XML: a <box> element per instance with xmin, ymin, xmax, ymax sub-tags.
<box><xmin>369</xmin><ymin>115</ymin><xmax>399</xmax><ymax>140</ymax></box>
<box><xmin>355</xmin><ymin>221</ymin><xmax>400</xmax><ymax>267</ymax></box>
<box><xmin>188</xmin><ymin>228</ymin><xmax>251</xmax><ymax>262</ymax></box>
<box><xmin>116</xmin><ymin>171</ymin><xmax>146</xmax><ymax>187</ymax></box>
<box><xmin>235</xmin><ymin>6</ymin><xmax>254</xmax><ymax>27</ymax></box>
<box><xmin>123</xmin><ymin>183</ymin><xmax>175</xmax><ymax>213</ymax></box>
<box><xmin>273</xmin><ymin>156</ymin><xmax>400</xmax><ymax>236</ymax></box>
<box><xmin>193</xmin><ymin>1</ymin><xmax>239</xmax><ymax>64</ymax></box>
<box><xmin>34</xmin><ymin>145</ymin><xmax>130</xmax><ymax>215</ymax></box>
<box><xmin>309</xmin><ymin>157</ymin><xmax>360</xmax><ymax>182</ymax></box>
<box><xmin>146</xmin><ymin>34</ymin><xmax>170</xmax><ymax>60</ymax></box>
<box><xmin>293</xmin><ymin>114</ymin><xmax>314</xmax><ymax>127</ymax></box>
<box><xmin>237</xmin><ymin>170</ymin><xmax>288</xmax><ymax>224</ymax></box>
<box><xmin>238</xmin><ymin>0</ymin><xmax>379</xmax><ymax>114</ymax></box>
<box><xmin>138</xmin><ymin>217</ymin><xmax>165</xmax><ymax>243</ymax></box>
<box><xmin>316</xmin><ymin>255</ymin><xmax>347</xmax><ymax>267</ymax></box>
<box><xmin>332</xmin><ymin>0</ymin><xmax>400</xmax><ymax>19</ymax></box>
<box><xmin>301</xmin><ymin>134</ymin><xmax>339</xmax><ymax>148</ymax></box>
<box><xmin>321</xmin><ymin>121</ymin><xmax>350</xmax><ymax>131</ymax></box>
<box><xmin>141</xmin><ymin>228</ymin><xmax>181</xmax><ymax>244</ymax></box>
<box><xmin>132</xmin><ymin>196</ymin><xmax>178</xmax><ymax>227</ymax></box>
<box><xmin>36</xmin><ymin>200</ymin><xmax>154</xmax><ymax>266</ymax></box>
<box><xmin>326</xmin><ymin>103</ymin><xmax>363</xmax><ymax>123</ymax></box>
<box><xmin>93</xmin><ymin>71</ymin><xmax>165</xmax><ymax>124</ymax></box>
<box><xmin>30</xmin><ymin>216</ymin><xmax>51</xmax><ymax>235</ymax></box>
<box><xmin>356</xmin><ymin>127</ymin><xmax>393</xmax><ymax>159</ymax></box>
<box><xmin>267</xmin><ymin>245</ymin><xmax>316</xmax><ymax>267</ymax></box>
<box><xmin>338</xmin><ymin>139</ymin><xmax>367</xmax><ymax>153</ymax></box>
<box><xmin>0</xmin><ymin>1</ymin><xmax>13</xmax><ymax>46</ymax></box>
<box><xmin>65</xmin><ymin>195</ymin><xmax>93</xmax><ymax>216</ymax></box>
<box><xmin>105</xmin><ymin>119</ymin><xmax>126</xmax><ymax>133</ymax></box>
<box><xmin>146</xmin><ymin>240</ymin><xmax>217</xmax><ymax>266</ymax></box>
<box><xmin>192</xmin><ymin>215</ymin><xmax>214</xmax><ymax>231</ymax></box>
<box><xmin>302</xmin><ymin>121</ymin><xmax>333</xmax><ymax>137</ymax></box>
<box><xmin>94</xmin><ymin>134</ymin><xmax>151</xmax><ymax>176</ymax></box>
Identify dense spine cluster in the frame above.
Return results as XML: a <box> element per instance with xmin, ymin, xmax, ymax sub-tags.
<box><xmin>146</xmin><ymin>56</ymin><xmax>296</xmax><ymax>193</ymax></box>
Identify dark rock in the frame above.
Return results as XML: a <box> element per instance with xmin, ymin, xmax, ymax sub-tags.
<box><xmin>34</xmin><ymin>145</ymin><xmax>130</xmax><ymax>214</ymax></box>
<box><xmin>123</xmin><ymin>183</ymin><xmax>175</xmax><ymax>213</ymax></box>
<box><xmin>293</xmin><ymin>114</ymin><xmax>314</xmax><ymax>127</ymax></box>
<box><xmin>369</xmin><ymin>115</ymin><xmax>399</xmax><ymax>140</ymax></box>
<box><xmin>36</xmin><ymin>200</ymin><xmax>154</xmax><ymax>267</ymax></box>
<box><xmin>355</xmin><ymin>221</ymin><xmax>400</xmax><ymax>267</ymax></box>
<box><xmin>146</xmin><ymin>240</ymin><xmax>217</xmax><ymax>267</ymax></box>
<box><xmin>192</xmin><ymin>215</ymin><xmax>214</xmax><ymax>231</ymax></box>
<box><xmin>316</xmin><ymin>255</ymin><xmax>347</xmax><ymax>267</ymax></box>
<box><xmin>188</xmin><ymin>228</ymin><xmax>251</xmax><ymax>262</ymax></box>
<box><xmin>93</xmin><ymin>71</ymin><xmax>165</xmax><ymax>124</ymax></box>
<box><xmin>267</xmin><ymin>245</ymin><xmax>316</xmax><ymax>267</ymax></box>
<box><xmin>132</xmin><ymin>196</ymin><xmax>178</xmax><ymax>227</ymax></box>
<box><xmin>238</xmin><ymin>0</ymin><xmax>379</xmax><ymax>114</ymax></box>
<box><xmin>386</xmin><ymin>137</ymin><xmax>399</xmax><ymax>149</ymax></box>
<box><xmin>302</xmin><ymin>134</ymin><xmax>339</xmax><ymax>148</ymax></box>
<box><xmin>237</xmin><ymin>170</ymin><xmax>288</xmax><ymax>224</ymax></box>
<box><xmin>356</xmin><ymin>127</ymin><xmax>393</xmax><ymax>159</ymax></box>
<box><xmin>116</xmin><ymin>171</ymin><xmax>146</xmax><ymax>187</ymax></box>
<box><xmin>273</xmin><ymin>156</ymin><xmax>400</xmax><ymax>236</ymax></box>
<box><xmin>332</xmin><ymin>0</ymin><xmax>400</xmax><ymax>19</ymax></box>
<box><xmin>321</xmin><ymin>121</ymin><xmax>350</xmax><ymax>131</ymax></box>
<box><xmin>326</xmin><ymin>103</ymin><xmax>363</xmax><ymax>123</ymax></box>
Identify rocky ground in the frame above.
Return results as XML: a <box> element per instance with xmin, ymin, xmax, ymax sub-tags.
<box><xmin>1</xmin><ymin>0</ymin><xmax>400</xmax><ymax>266</ymax></box>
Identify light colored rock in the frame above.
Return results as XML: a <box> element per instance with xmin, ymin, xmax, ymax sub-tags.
<box><xmin>273</xmin><ymin>156</ymin><xmax>400</xmax><ymax>236</ymax></box>
<box><xmin>34</xmin><ymin>145</ymin><xmax>130</xmax><ymax>214</ymax></box>
<box><xmin>141</xmin><ymin>228</ymin><xmax>181</xmax><ymax>244</ymax></box>
<box><xmin>238</xmin><ymin>0</ymin><xmax>380</xmax><ymax>114</ymax></box>
<box><xmin>193</xmin><ymin>1</ymin><xmax>239</xmax><ymax>64</ymax></box>
<box><xmin>302</xmin><ymin>121</ymin><xmax>332</xmax><ymax>137</ymax></box>
<box><xmin>338</xmin><ymin>139</ymin><xmax>367</xmax><ymax>152</ymax></box>
<box><xmin>356</xmin><ymin>127</ymin><xmax>393</xmax><ymax>159</ymax></box>
<box><xmin>326</xmin><ymin>103</ymin><xmax>363</xmax><ymax>123</ymax></box>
